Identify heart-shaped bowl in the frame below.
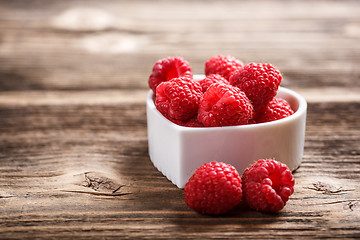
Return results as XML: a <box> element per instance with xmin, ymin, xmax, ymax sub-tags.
<box><xmin>146</xmin><ymin>75</ymin><xmax>307</xmax><ymax>188</ymax></box>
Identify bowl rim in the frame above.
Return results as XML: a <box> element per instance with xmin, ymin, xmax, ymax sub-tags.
<box><xmin>147</xmin><ymin>77</ymin><xmax>307</xmax><ymax>132</ymax></box>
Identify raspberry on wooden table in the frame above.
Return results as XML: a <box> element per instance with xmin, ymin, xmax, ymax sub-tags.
<box><xmin>155</xmin><ymin>77</ymin><xmax>203</xmax><ymax>121</ymax></box>
<box><xmin>184</xmin><ymin>162</ymin><xmax>243</xmax><ymax>215</ymax></box>
<box><xmin>229</xmin><ymin>63</ymin><xmax>282</xmax><ymax>113</ymax></box>
<box><xmin>198</xmin><ymin>74</ymin><xmax>229</xmax><ymax>93</ymax></box>
<box><xmin>255</xmin><ymin>98</ymin><xmax>294</xmax><ymax>123</ymax></box>
<box><xmin>148</xmin><ymin>56</ymin><xmax>193</xmax><ymax>94</ymax></box>
<box><xmin>197</xmin><ymin>82</ymin><xmax>254</xmax><ymax>127</ymax></box>
<box><xmin>205</xmin><ymin>55</ymin><xmax>243</xmax><ymax>80</ymax></box>
<box><xmin>241</xmin><ymin>159</ymin><xmax>295</xmax><ymax>213</ymax></box>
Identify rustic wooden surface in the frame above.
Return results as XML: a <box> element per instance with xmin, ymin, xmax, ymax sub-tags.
<box><xmin>0</xmin><ymin>0</ymin><xmax>360</xmax><ymax>239</ymax></box>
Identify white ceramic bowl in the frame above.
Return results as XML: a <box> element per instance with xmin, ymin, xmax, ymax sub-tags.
<box><xmin>146</xmin><ymin>75</ymin><xmax>307</xmax><ymax>188</ymax></box>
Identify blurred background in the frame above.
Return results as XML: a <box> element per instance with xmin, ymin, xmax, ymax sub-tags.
<box><xmin>0</xmin><ymin>0</ymin><xmax>359</xmax><ymax>92</ymax></box>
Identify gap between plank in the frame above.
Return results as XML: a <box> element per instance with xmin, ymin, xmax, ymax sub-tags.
<box><xmin>0</xmin><ymin>88</ymin><xmax>359</xmax><ymax>106</ymax></box>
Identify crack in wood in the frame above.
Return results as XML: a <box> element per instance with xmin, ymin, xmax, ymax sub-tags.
<box><xmin>321</xmin><ymin>200</ymin><xmax>359</xmax><ymax>211</ymax></box>
<box><xmin>61</xmin><ymin>190</ymin><xmax>131</xmax><ymax>197</ymax></box>
<box><xmin>0</xmin><ymin>192</ymin><xmax>15</xmax><ymax>199</ymax></box>
<box><xmin>81</xmin><ymin>171</ymin><xmax>125</xmax><ymax>193</ymax></box>
<box><xmin>306</xmin><ymin>199</ymin><xmax>360</xmax><ymax>212</ymax></box>
<box><xmin>344</xmin><ymin>201</ymin><xmax>359</xmax><ymax>211</ymax></box>
<box><xmin>0</xmin><ymin>195</ymin><xmax>14</xmax><ymax>199</ymax></box>
<box><xmin>66</xmin><ymin>171</ymin><xmax>129</xmax><ymax>197</ymax></box>
<box><xmin>112</xmin><ymin>185</ymin><xmax>124</xmax><ymax>194</ymax></box>
<box><xmin>307</xmin><ymin>181</ymin><xmax>355</xmax><ymax>194</ymax></box>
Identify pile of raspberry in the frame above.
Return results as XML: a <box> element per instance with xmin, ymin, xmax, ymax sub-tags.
<box><xmin>148</xmin><ymin>55</ymin><xmax>294</xmax><ymax>127</ymax></box>
<box><xmin>184</xmin><ymin>159</ymin><xmax>295</xmax><ymax>215</ymax></box>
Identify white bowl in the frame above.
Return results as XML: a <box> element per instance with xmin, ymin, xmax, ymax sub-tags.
<box><xmin>146</xmin><ymin>75</ymin><xmax>307</xmax><ymax>188</ymax></box>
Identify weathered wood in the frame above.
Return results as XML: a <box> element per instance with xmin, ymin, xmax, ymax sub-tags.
<box><xmin>0</xmin><ymin>99</ymin><xmax>359</xmax><ymax>239</ymax></box>
<box><xmin>0</xmin><ymin>0</ymin><xmax>360</xmax><ymax>239</ymax></box>
<box><xmin>0</xmin><ymin>0</ymin><xmax>359</xmax><ymax>91</ymax></box>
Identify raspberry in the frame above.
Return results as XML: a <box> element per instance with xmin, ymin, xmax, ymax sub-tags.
<box><xmin>229</xmin><ymin>63</ymin><xmax>282</xmax><ymax>113</ymax></box>
<box><xmin>148</xmin><ymin>56</ymin><xmax>193</xmax><ymax>93</ymax></box>
<box><xmin>197</xmin><ymin>83</ymin><xmax>254</xmax><ymax>127</ymax></box>
<box><xmin>256</xmin><ymin>98</ymin><xmax>294</xmax><ymax>123</ymax></box>
<box><xmin>184</xmin><ymin>162</ymin><xmax>243</xmax><ymax>215</ymax></box>
<box><xmin>167</xmin><ymin>117</ymin><xmax>204</xmax><ymax>128</ymax></box>
<box><xmin>180</xmin><ymin>117</ymin><xmax>204</xmax><ymax>128</ymax></box>
<box><xmin>198</xmin><ymin>74</ymin><xmax>229</xmax><ymax>93</ymax></box>
<box><xmin>205</xmin><ymin>55</ymin><xmax>243</xmax><ymax>80</ymax></box>
<box><xmin>155</xmin><ymin>77</ymin><xmax>203</xmax><ymax>121</ymax></box>
<box><xmin>241</xmin><ymin>159</ymin><xmax>295</xmax><ymax>213</ymax></box>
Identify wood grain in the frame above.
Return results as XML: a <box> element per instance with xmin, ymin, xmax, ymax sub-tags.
<box><xmin>1</xmin><ymin>0</ymin><xmax>360</xmax><ymax>239</ymax></box>
<box><xmin>0</xmin><ymin>100</ymin><xmax>359</xmax><ymax>239</ymax></box>
<box><xmin>0</xmin><ymin>0</ymin><xmax>359</xmax><ymax>91</ymax></box>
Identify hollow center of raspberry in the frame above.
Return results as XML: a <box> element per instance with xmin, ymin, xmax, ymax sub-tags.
<box><xmin>166</xmin><ymin>69</ymin><xmax>179</xmax><ymax>81</ymax></box>
<box><xmin>269</xmin><ymin>174</ymin><xmax>282</xmax><ymax>193</ymax></box>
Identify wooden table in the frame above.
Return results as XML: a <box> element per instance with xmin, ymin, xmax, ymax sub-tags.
<box><xmin>1</xmin><ymin>0</ymin><xmax>359</xmax><ymax>239</ymax></box>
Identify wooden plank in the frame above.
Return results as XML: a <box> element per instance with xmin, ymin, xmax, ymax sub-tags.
<box><xmin>0</xmin><ymin>100</ymin><xmax>359</xmax><ymax>239</ymax></box>
<box><xmin>0</xmin><ymin>0</ymin><xmax>359</xmax><ymax>91</ymax></box>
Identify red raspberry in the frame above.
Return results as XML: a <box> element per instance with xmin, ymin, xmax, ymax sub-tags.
<box><xmin>256</xmin><ymin>98</ymin><xmax>294</xmax><ymax>123</ymax></box>
<box><xmin>205</xmin><ymin>55</ymin><xmax>243</xmax><ymax>80</ymax></box>
<box><xmin>184</xmin><ymin>162</ymin><xmax>243</xmax><ymax>215</ymax></box>
<box><xmin>148</xmin><ymin>56</ymin><xmax>193</xmax><ymax>93</ymax></box>
<box><xmin>197</xmin><ymin>83</ymin><xmax>254</xmax><ymax>127</ymax></box>
<box><xmin>180</xmin><ymin>117</ymin><xmax>204</xmax><ymax>128</ymax></box>
<box><xmin>198</xmin><ymin>74</ymin><xmax>229</xmax><ymax>93</ymax></box>
<box><xmin>155</xmin><ymin>77</ymin><xmax>203</xmax><ymax>121</ymax></box>
<box><xmin>241</xmin><ymin>159</ymin><xmax>295</xmax><ymax>213</ymax></box>
<box><xmin>167</xmin><ymin>117</ymin><xmax>204</xmax><ymax>128</ymax></box>
<box><xmin>229</xmin><ymin>63</ymin><xmax>282</xmax><ymax>113</ymax></box>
